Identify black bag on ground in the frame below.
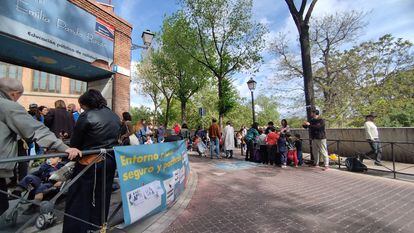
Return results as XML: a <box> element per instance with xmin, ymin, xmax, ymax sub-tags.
<box><xmin>345</xmin><ymin>157</ymin><xmax>367</xmax><ymax>172</ymax></box>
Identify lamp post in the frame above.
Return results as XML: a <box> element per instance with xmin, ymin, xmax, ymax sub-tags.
<box><xmin>247</xmin><ymin>78</ymin><xmax>257</xmax><ymax>124</ymax></box>
<box><xmin>131</xmin><ymin>30</ymin><xmax>155</xmax><ymax>50</ymax></box>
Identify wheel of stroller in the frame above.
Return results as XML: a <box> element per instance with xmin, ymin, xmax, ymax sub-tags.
<box><xmin>39</xmin><ymin>201</ymin><xmax>54</xmax><ymax>214</ymax></box>
<box><xmin>35</xmin><ymin>214</ymin><xmax>47</xmax><ymax>230</ymax></box>
<box><xmin>35</xmin><ymin>213</ymin><xmax>54</xmax><ymax>230</ymax></box>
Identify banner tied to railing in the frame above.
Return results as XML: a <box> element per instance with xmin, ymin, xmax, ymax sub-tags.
<box><xmin>114</xmin><ymin>140</ymin><xmax>190</xmax><ymax>226</ymax></box>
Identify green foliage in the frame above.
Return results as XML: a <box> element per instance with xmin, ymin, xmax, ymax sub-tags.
<box><xmin>218</xmin><ymin>78</ymin><xmax>238</xmax><ymax>116</ymax></box>
<box><xmin>173</xmin><ymin>0</ymin><xmax>267</xmax><ymax>121</ymax></box>
<box><xmin>255</xmin><ymin>94</ymin><xmax>280</xmax><ymax>126</ymax></box>
<box><xmin>130</xmin><ymin>106</ymin><xmax>153</xmax><ymax>125</ymax></box>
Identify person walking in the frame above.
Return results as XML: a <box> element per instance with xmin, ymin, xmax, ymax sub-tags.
<box><xmin>223</xmin><ymin>121</ymin><xmax>235</xmax><ymax>159</ymax></box>
<box><xmin>44</xmin><ymin>100</ymin><xmax>75</xmax><ymax>140</ymax></box>
<box><xmin>63</xmin><ymin>89</ymin><xmax>121</xmax><ymax>233</ymax></box>
<box><xmin>244</xmin><ymin>123</ymin><xmax>259</xmax><ymax>161</ymax></box>
<box><xmin>364</xmin><ymin>113</ymin><xmax>382</xmax><ymax>165</ymax></box>
<box><xmin>303</xmin><ymin>109</ymin><xmax>329</xmax><ymax>170</ymax></box>
<box><xmin>208</xmin><ymin>118</ymin><xmax>221</xmax><ymax>159</ymax></box>
<box><xmin>0</xmin><ymin>78</ymin><xmax>80</xmax><ymax>216</ymax></box>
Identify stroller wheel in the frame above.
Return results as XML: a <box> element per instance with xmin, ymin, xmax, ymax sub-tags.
<box><xmin>35</xmin><ymin>213</ymin><xmax>54</xmax><ymax>230</ymax></box>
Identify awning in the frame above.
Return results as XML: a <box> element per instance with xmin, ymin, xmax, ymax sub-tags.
<box><xmin>0</xmin><ymin>33</ymin><xmax>114</xmax><ymax>82</ymax></box>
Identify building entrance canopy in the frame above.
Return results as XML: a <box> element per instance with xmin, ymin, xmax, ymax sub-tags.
<box><xmin>0</xmin><ymin>33</ymin><xmax>113</xmax><ymax>81</ymax></box>
<box><xmin>0</xmin><ymin>0</ymin><xmax>115</xmax><ymax>81</ymax></box>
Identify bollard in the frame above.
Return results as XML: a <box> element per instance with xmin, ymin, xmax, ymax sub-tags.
<box><xmin>391</xmin><ymin>143</ymin><xmax>396</xmax><ymax>179</ymax></box>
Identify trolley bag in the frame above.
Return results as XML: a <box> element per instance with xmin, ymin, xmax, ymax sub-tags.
<box><xmin>345</xmin><ymin>157</ymin><xmax>367</xmax><ymax>172</ymax></box>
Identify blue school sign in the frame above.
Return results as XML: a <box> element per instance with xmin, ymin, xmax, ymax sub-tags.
<box><xmin>0</xmin><ymin>0</ymin><xmax>114</xmax><ymax>64</ymax></box>
<box><xmin>114</xmin><ymin>141</ymin><xmax>190</xmax><ymax>226</ymax></box>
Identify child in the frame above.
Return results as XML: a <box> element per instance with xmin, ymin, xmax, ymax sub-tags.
<box><xmin>294</xmin><ymin>134</ymin><xmax>303</xmax><ymax>165</ymax></box>
<box><xmin>265</xmin><ymin>128</ymin><xmax>279</xmax><ymax>165</ymax></box>
<box><xmin>194</xmin><ymin>135</ymin><xmax>207</xmax><ymax>156</ymax></box>
<box><xmin>256</xmin><ymin>129</ymin><xmax>267</xmax><ymax>162</ymax></box>
<box><xmin>12</xmin><ymin>157</ymin><xmax>64</xmax><ymax>214</ymax></box>
<box><xmin>286</xmin><ymin>134</ymin><xmax>299</xmax><ymax>167</ymax></box>
<box><xmin>144</xmin><ymin>135</ymin><xmax>153</xmax><ymax>144</ymax></box>
<box><xmin>278</xmin><ymin>133</ymin><xmax>288</xmax><ymax>168</ymax></box>
<box><xmin>257</xmin><ymin>129</ymin><xmax>267</xmax><ymax>163</ymax></box>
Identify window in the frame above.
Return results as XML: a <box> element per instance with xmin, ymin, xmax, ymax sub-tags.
<box><xmin>0</xmin><ymin>62</ymin><xmax>22</xmax><ymax>80</ymax></box>
<box><xmin>32</xmin><ymin>70</ymin><xmax>61</xmax><ymax>93</ymax></box>
<box><xmin>70</xmin><ymin>79</ymin><xmax>87</xmax><ymax>94</ymax></box>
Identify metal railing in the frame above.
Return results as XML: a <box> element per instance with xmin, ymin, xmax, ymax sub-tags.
<box><xmin>0</xmin><ymin>148</ymin><xmax>117</xmax><ymax>233</ymax></box>
<box><xmin>300</xmin><ymin>138</ymin><xmax>414</xmax><ymax>179</ymax></box>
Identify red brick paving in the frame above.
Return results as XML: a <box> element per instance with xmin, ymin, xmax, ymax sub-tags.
<box><xmin>163</xmin><ymin>156</ymin><xmax>414</xmax><ymax>233</ymax></box>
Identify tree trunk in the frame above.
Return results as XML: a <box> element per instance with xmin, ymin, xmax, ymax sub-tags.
<box><xmin>164</xmin><ymin>98</ymin><xmax>172</xmax><ymax>128</ymax></box>
<box><xmin>299</xmin><ymin>23</ymin><xmax>316</xmax><ymax>163</ymax></box>
<box><xmin>180</xmin><ymin>100</ymin><xmax>187</xmax><ymax>124</ymax></box>
<box><xmin>299</xmin><ymin>24</ymin><xmax>316</xmax><ymax>121</ymax></box>
<box><xmin>218</xmin><ymin>77</ymin><xmax>224</xmax><ymax>128</ymax></box>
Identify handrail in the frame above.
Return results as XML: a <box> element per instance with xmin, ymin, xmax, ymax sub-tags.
<box><xmin>298</xmin><ymin>138</ymin><xmax>414</xmax><ymax>144</ymax></box>
<box><xmin>0</xmin><ymin>149</ymin><xmax>114</xmax><ymax>164</ymax></box>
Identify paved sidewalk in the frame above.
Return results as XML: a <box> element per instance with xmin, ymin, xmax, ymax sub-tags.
<box><xmin>163</xmin><ymin>155</ymin><xmax>414</xmax><ymax>233</ymax></box>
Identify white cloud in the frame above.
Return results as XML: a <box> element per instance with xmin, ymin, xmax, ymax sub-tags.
<box><xmin>129</xmin><ymin>60</ymin><xmax>154</xmax><ymax>109</ymax></box>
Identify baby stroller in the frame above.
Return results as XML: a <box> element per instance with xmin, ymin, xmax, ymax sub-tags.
<box><xmin>1</xmin><ymin>161</ymin><xmax>75</xmax><ymax>231</ymax></box>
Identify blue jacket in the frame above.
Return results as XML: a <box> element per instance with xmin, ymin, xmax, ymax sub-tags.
<box><xmin>278</xmin><ymin>136</ymin><xmax>287</xmax><ymax>152</ymax></box>
<box><xmin>32</xmin><ymin>162</ymin><xmax>64</xmax><ymax>182</ymax></box>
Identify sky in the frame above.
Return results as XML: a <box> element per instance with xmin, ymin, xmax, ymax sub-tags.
<box><xmin>111</xmin><ymin>0</ymin><xmax>414</xmax><ymax>117</ymax></box>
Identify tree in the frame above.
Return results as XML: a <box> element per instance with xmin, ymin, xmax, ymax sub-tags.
<box><xmin>159</xmin><ymin>14</ymin><xmax>210</xmax><ymax>123</ymax></box>
<box><xmin>133</xmin><ymin>66</ymin><xmax>162</xmax><ymax>123</ymax></box>
<box><xmin>130</xmin><ymin>106</ymin><xmax>154</xmax><ymax>125</ymax></box>
<box><xmin>284</xmin><ymin>0</ymin><xmax>318</xmax><ymax>120</ymax></box>
<box><xmin>255</xmin><ymin>94</ymin><xmax>280</xmax><ymax>126</ymax></box>
<box><xmin>136</xmin><ymin>49</ymin><xmax>175</xmax><ymax>128</ymax></box>
<box><xmin>171</xmin><ymin>0</ymin><xmax>267</xmax><ymax>126</ymax></box>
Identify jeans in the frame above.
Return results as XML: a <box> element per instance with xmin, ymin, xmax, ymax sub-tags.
<box><xmin>260</xmin><ymin>145</ymin><xmax>268</xmax><ymax>164</ymax></box>
<box><xmin>267</xmin><ymin>145</ymin><xmax>277</xmax><ymax>165</ymax></box>
<box><xmin>19</xmin><ymin>174</ymin><xmax>52</xmax><ymax>196</ymax></box>
<box><xmin>210</xmin><ymin>138</ymin><xmax>220</xmax><ymax>158</ymax></box>
<box><xmin>367</xmin><ymin>139</ymin><xmax>382</xmax><ymax>162</ymax></box>
<box><xmin>297</xmin><ymin>150</ymin><xmax>303</xmax><ymax>165</ymax></box>
<box><xmin>280</xmin><ymin>151</ymin><xmax>287</xmax><ymax>165</ymax></box>
<box><xmin>312</xmin><ymin>139</ymin><xmax>329</xmax><ymax>166</ymax></box>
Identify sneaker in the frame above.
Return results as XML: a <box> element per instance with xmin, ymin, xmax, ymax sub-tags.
<box><xmin>294</xmin><ymin>165</ymin><xmax>298</xmax><ymax>168</ymax></box>
<box><xmin>323</xmin><ymin>166</ymin><xmax>329</xmax><ymax>171</ymax></box>
<box><xmin>374</xmin><ymin>161</ymin><xmax>382</xmax><ymax>166</ymax></box>
<box><xmin>281</xmin><ymin>165</ymin><xmax>287</xmax><ymax>168</ymax></box>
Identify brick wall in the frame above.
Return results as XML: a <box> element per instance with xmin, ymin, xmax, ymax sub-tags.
<box><xmin>69</xmin><ymin>0</ymin><xmax>133</xmax><ymax>116</ymax></box>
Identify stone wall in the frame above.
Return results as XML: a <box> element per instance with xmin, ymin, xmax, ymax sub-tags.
<box><xmin>290</xmin><ymin>128</ymin><xmax>414</xmax><ymax>163</ymax></box>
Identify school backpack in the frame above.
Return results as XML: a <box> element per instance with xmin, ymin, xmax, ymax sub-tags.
<box><xmin>345</xmin><ymin>157</ymin><xmax>367</xmax><ymax>172</ymax></box>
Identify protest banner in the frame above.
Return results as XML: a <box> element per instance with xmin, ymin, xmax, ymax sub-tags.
<box><xmin>114</xmin><ymin>140</ymin><xmax>190</xmax><ymax>226</ymax></box>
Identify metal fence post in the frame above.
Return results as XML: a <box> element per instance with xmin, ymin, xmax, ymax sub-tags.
<box><xmin>101</xmin><ymin>154</ymin><xmax>107</xmax><ymax>232</ymax></box>
<box><xmin>391</xmin><ymin>143</ymin><xmax>396</xmax><ymax>179</ymax></box>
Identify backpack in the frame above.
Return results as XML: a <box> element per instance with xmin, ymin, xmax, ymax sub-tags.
<box><xmin>345</xmin><ymin>157</ymin><xmax>367</xmax><ymax>172</ymax></box>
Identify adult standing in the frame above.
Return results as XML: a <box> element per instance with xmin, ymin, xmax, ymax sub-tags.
<box><xmin>223</xmin><ymin>121</ymin><xmax>235</xmax><ymax>159</ymax></box>
<box><xmin>0</xmin><ymin>78</ymin><xmax>80</xmax><ymax>216</ymax></box>
<box><xmin>135</xmin><ymin>119</ymin><xmax>148</xmax><ymax>144</ymax></box>
<box><xmin>303</xmin><ymin>110</ymin><xmax>329</xmax><ymax>170</ymax></box>
<box><xmin>208</xmin><ymin>118</ymin><xmax>221</xmax><ymax>159</ymax></box>
<box><xmin>118</xmin><ymin>112</ymin><xmax>134</xmax><ymax>145</ymax></box>
<box><xmin>38</xmin><ymin>106</ymin><xmax>49</xmax><ymax>123</ymax></box>
<box><xmin>244</xmin><ymin>123</ymin><xmax>259</xmax><ymax>161</ymax></box>
<box><xmin>67</xmin><ymin>103</ymin><xmax>80</xmax><ymax>122</ymax></box>
<box><xmin>364</xmin><ymin>113</ymin><xmax>382</xmax><ymax>165</ymax></box>
<box><xmin>63</xmin><ymin>89</ymin><xmax>121</xmax><ymax>233</ymax></box>
<box><xmin>280</xmin><ymin>119</ymin><xmax>290</xmax><ymax>135</ymax></box>
<box><xmin>44</xmin><ymin>100</ymin><xmax>75</xmax><ymax>140</ymax></box>
<box><xmin>157</xmin><ymin>124</ymin><xmax>165</xmax><ymax>143</ymax></box>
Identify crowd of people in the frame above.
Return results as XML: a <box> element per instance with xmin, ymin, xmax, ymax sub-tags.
<box><xmin>0</xmin><ymin>76</ymin><xmax>383</xmax><ymax>232</ymax></box>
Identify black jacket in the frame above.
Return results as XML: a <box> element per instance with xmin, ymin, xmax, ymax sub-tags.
<box><xmin>70</xmin><ymin>107</ymin><xmax>121</xmax><ymax>150</ymax></box>
<box><xmin>44</xmin><ymin>108</ymin><xmax>75</xmax><ymax>139</ymax></box>
<box><xmin>303</xmin><ymin>118</ymin><xmax>326</xmax><ymax>140</ymax></box>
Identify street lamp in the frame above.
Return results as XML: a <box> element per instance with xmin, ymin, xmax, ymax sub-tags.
<box><xmin>247</xmin><ymin>77</ymin><xmax>257</xmax><ymax>123</ymax></box>
<box><xmin>131</xmin><ymin>29</ymin><xmax>155</xmax><ymax>50</ymax></box>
